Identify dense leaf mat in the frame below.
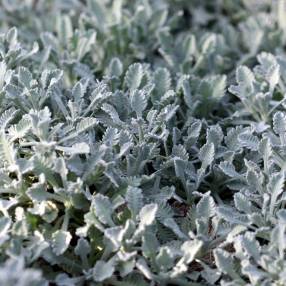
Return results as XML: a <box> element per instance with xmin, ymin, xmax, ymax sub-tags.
<box><xmin>1</xmin><ymin>1</ymin><xmax>286</xmax><ymax>285</ymax></box>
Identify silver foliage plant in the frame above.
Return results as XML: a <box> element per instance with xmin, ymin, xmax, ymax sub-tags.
<box><xmin>1</xmin><ymin>0</ymin><xmax>286</xmax><ymax>285</ymax></box>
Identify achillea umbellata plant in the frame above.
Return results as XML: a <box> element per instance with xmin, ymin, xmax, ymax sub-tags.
<box><xmin>1</xmin><ymin>0</ymin><xmax>286</xmax><ymax>285</ymax></box>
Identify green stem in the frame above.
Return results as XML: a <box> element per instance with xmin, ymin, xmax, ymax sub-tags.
<box><xmin>62</xmin><ymin>208</ymin><xmax>70</xmax><ymax>231</ymax></box>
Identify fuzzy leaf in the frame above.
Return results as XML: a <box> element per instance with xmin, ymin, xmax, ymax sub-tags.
<box><xmin>273</xmin><ymin>111</ymin><xmax>286</xmax><ymax>135</ymax></box>
<box><xmin>125</xmin><ymin>63</ymin><xmax>144</xmax><ymax>90</ymax></box>
<box><xmin>139</xmin><ymin>204</ymin><xmax>158</xmax><ymax>229</ymax></box>
<box><xmin>126</xmin><ymin>186</ymin><xmax>143</xmax><ymax>219</ymax></box>
<box><xmin>199</xmin><ymin>142</ymin><xmax>215</xmax><ymax>169</ymax></box>
<box><xmin>219</xmin><ymin>161</ymin><xmax>240</xmax><ymax>178</ymax></box>
<box><xmin>181</xmin><ymin>239</ymin><xmax>203</xmax><ymax>264</ymax></box>
<box><xmin>197</xmin><ymin>193</ymin><xmax>216</xmax><ymax>219</ymax></box>
<box><xmin>238</xmin><ymin>133</ymin><xmax>259</xmax><ymax>151</ymax></box>
<box><xmin>93</xmin><ymin>194</ymin><xmax>114</xmax><ymax>226</ymax></box>
<box><xmin>153</xmin><ymin>68</ymin><xmax>171</xmax><ymax>97</ymax></box>
<box><xmin>52</xmin><ymin>230</ymin><xmax>72</xmax><ymax>256</ymax></box>
<box><xmin>214</xmin><ymin>249</ymin><xmax>236</xmax><ymax>276</ymax></box>
<box><xmin>93</xmin><ymin>260</ymin><xmax>114</xmax><ymax>282</ymax></box>
<box><xmin>268</xmin><ymin>172</ymin><xmax>284</xmax><ymax>215</ymax></box>
<box><xmin>130</xmin><ymin>89</ymin><xmax>147</xmax><ymax>117</ymax></box>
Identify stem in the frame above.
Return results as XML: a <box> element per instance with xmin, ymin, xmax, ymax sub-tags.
<box><xmin>268</xmin><ymin>97</ymin><xmax>286</xmax><ymax>116</ymax></box>
<box><xmin>81</xmin><ymin>254</ymin><xmax>89</xmax><ymax>270</ymax></box>
<box><xmin>62</xmin><ymin>208</ymin><xmax>70</xmax><ymax>231</ymax></box>
<box><xmin>46</xmin><ymin>192</ymin><xmax>67</xmax><ymax>203</ymax></box>
<box><xmin>164</xmin><ymin>140</ymin><xmax>169</xmax><ymax>156</ymax></box>
<box><xmin>138</xmin><ymin>122</ymin><xmax>144</xmax><ymax>143</ymax></box>
<box><xmin>213</xmin><ymin>192</ymin><xmax>223</xmax><ymax>205</ymax></box>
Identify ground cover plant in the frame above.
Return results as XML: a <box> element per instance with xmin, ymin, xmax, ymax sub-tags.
<box><xmin>1</xmin><ymin>0</ymin><xmax>286</xmax><ymax>285</ymax></box>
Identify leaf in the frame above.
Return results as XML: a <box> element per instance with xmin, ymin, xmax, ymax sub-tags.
<box><xmin>0</xmin><ymin>217</ymin><xmax>11</xmax><ymax>237</ymax></box>
<box><xmin>188</xmin><ymin>120</ymin><xmax>202</xmax><ymax>139</ymax></box>
<box><xmin>256</xmin><ymin>52</ymin><xmax>280</xmax><ymax>92</ymax></box>
<box><xmin>234</xmin><ymin>193</ymin><xmax>253</xmax><ymax>214</ymax></box>
<box><xmin>72</xmin><ymin>82</ymin><xmax>84</xmax><ymax>103</ymax></box>
<box><xmin>258</xmin><ymin>137</ymin><xmax>272</xmax><ymax>159</ymax></box>
<box><xmin>214</xmin><ymin>249</ymin><xmax>236</xmax><ymax>277</ymax></box>
<box><xmin>225</xmin><ymin>127</ymin><xmax>244</xmax><ymax>151</ymax></box>
<box><xmin>56</xmin><ymin>143</ymin><xmax>90</xmax><ymax>155</ymax></box>
<box><xmin>273</xmin><ymin>111</ymin><xmax>286</xmax><ymax>135</ymax></box>
<box><xmin>209</xmin><ymin>75</ymin><xmax>227</xmax><ymax>99</ymax></box>
<box><xmin>0</xmin><ymin>61</ymin><xmax>7</xmax><ymax>89</ymax></box>
<box><xmin>41</xmin><ymin>69</ymin><xmax>63</xmax><ymax>89</ymax></box>
<box><xmin>126</xmin><ymin>186</ymin><xmax>143</xmax><ymax>219</ymax></box>
<box><xmin>0</xmin><ymin>199</ymin><xmax>17</xmax><ymax>217</ymax></box>
<box><xmin>125</xmin><ymin>63</ymin><xmax>144</xmax><ymax>90</ymax></box>
<box><xmin>162</xmin><ymin>217</ymin><xmax>187</xmax><ymax>239</ymax></box>
<box><xmin>197</xmin><ymin>192</ymin><xmax>216</xmax><ymax>219</ymax></box>
<box><xmin>207</xmin><ymin>125</ymin><xmax>223</xmax><ymax>146</ymax></box>
<box><xmin>199</xmin><ymin>142</ymin><xmax>215</xmax><ymax>169</ymax></box>
<box><xmin>156</xmin><ymin>247</ymin><xmax>174</xmax><ymax>272</ymax></box>
<box><xmin>130</xmin><ymin>89</ymin><xmax>147</xmax><ymax>117</ymax></box>
<box><xmin>246</xmin><ymin>170</ymin><xmax>261</xmax><ymax>192</ymax></box>
<box><xmin>108</xmin><ymin>57</ymin><xmax>123</xmax><ymax>77</ymax></box>
<box><xmin>101</xmin><ymin>103</ymin><xmax>123</xmax><ymax>125</ymax></box>
<box><xmin>59</xmin><ymin>118</ymin><xmax>98</xmax><ymax>143</ymax></box>
<box><xmin>238</xmin><ymin>232</ymin><xmax>261</xmax><ymax>261</ymax></box>
<box><xmin>229</xmin><ymin>66</ymin><xmax>255</xmax><ymax>98</ymax></box>
<box><xmin>0</xmin><ymin>132</ymin><xmax>16</xmax><ymax>167</ymax></box>
<box><xmin>217</xmin><ymin>206</ymin><xmax>249</xmax><ymax>225</ymax></box>
<box><xmin>102</xmin><ymin>127</ymin><xmax>118</xmax><ymax>146</ymax></box>
<box><xmin>32</xmin><ymin>157</ymin><xmax>60</xmax><ymax>190</ymax></box>
<box><xmin>219</xmin><ymin>161</ymin><xmax>240</xmax><ymax>178</ymax></box>
<box><xmin>241</xmin><ymin>260</ymin><xmax>267</xmax><ymax>285</ymax></box>
<box><xmin>201</xmin><ymin>33</ymin><xmax>216</xmax><ymax>54</ymax></box>
<box><xmin>172</xmin><ymin>144</ymin><xmax>189</xmax><ymax>161</ymax></box>
<box><xmin>136</xmin><ymin>258</ymin><xmax>153</xmax><ymax>280</ymax></box>
<box><xmin>142</xmin><ymin>231</ymin><xmax>159</xmax><ymax>258</ymax></box>
<box><xmin>0</xmin><ymin>108</ymin><xmax>17</xmax><ymax>130</ymax></box>
<box><xmin>181</xmin><ymin>239</ymin><xmax>203</xmax><ymax>264</ymax></box>
<box><xmin>198</xmin><ymin>75</ymin><xmax>226</xmax><ymax>104</ymax></box>
<box><xmin>93</xmin><ymin>194</ymin><xmax>114</xmax><ymax>226</ymax></box>
<box><xmin>157</xmin><ymin>104</ymin><xmax>178</xmax><ymax>122</ymax></box>
<box><xmin>139</xmin><ymin>204</ymin><xmax>158</xmax><ymax>229</ymax></box>
<box><xmin>18</xmin><ymin>67</ymin><xmax>33</xmax><ymax>88</ymax></box>
<box><xmin>172</xmin><ymin>128</ymin><xmax>181</xmax><ymax>147</ymax></box>
<box><xmin>8</xmin><ymin>117</ymin><xmax>31</xmax><ymax>141</ymax></box>
<box><xmin>76</xmin><ymin>32</ymin><xmax>96</xmax><ymax>61</ymax></box>
<box><xmin>52</xmin><ymin>230</ymin><xmax>72</xmax><ymax>256</ymax></box>
<box><xmin>268</xmin><ymin>172</ymin><xmax>285</xmax><ymax>215</ymax></box>
<box><xmin>153</xmin><ymin>67</ymin><xmax>171</xmax><ymax>97</ymax></box>
<box><xmin>173</xmin><ymin>158</ymin><xmax>186</xmax><ymax>182</ymax></box>
<box><xmin>201</xmin><ymin>265</ymin><xmax>221</xmax><ymax>284</ymax></box>
<box><xmin>74</xmin><ymin>238</ymin><xmax>91</xmax><ymax>257</ymax></box>
<box><xmin>76</xmin><ymin>117</ymin><xmax>98</xmax><ymax>134</ymax></box>
<box><xmin>104</xmin><ymin>226</ymin><xmax>124</xmax><ymax>251</ymax></box>
<box><xmin>181</xmin><ymin>77</ymin><xmax>192</xmax><ymax>109</ymax></box>
<box><xmin>57</xmin><ymin>15</ymin><xmax>73</xmax><ymax>46</ymax></box>
<box><xmin>238</xmin><ymin>133</ymin><xmax>259</xmax><ymax>151</ymax></box>
<box><xmin>93</xmin><ymin>260</ymin><xmax>114</xmax><ymax>282</ymax></box>
<box><xmin>26</xmin><ymin>180</ymin><xmax>48</xmax><ymax>202</ymax></box>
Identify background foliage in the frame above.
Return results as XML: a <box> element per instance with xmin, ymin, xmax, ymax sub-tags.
<box><xmin>0</xmin><ymin>0</ymin><xmax>286</xmax><ymax>285</ymax></box>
